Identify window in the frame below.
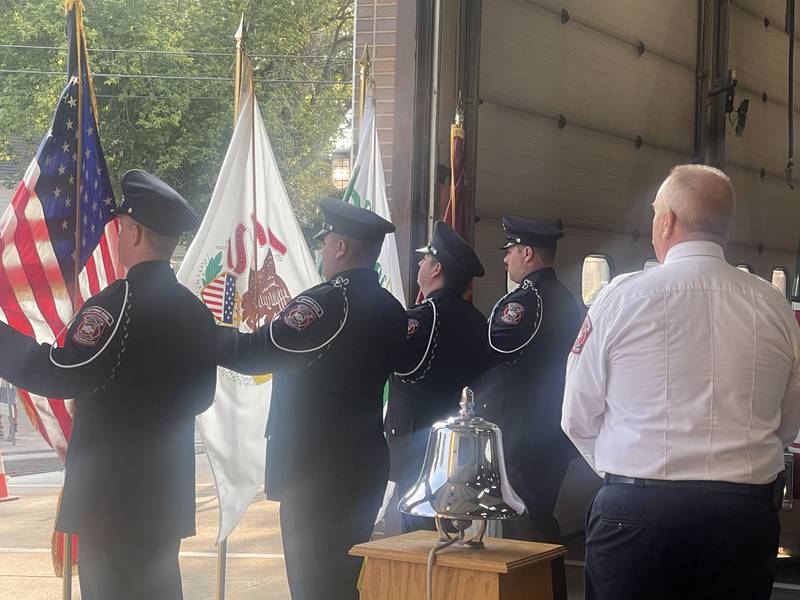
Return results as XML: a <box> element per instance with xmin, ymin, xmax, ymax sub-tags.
<box><xmin>643</xmin><ymin>259</ymin><xmax>659</xmax><ymax>270</ymax></box>
<box><xmin>736</xmin><ymin>264</ymin><xmax>754</xmax><ymax>273</ymax></box>
<box><xmin>582</xmin><ymin>255</ymin><xmax>612</xmax><ymax>306</ymax></box>
<box><xmin>772</xmin><ymin>268</ymin><xmax>788</xmax><ymax>297</ymax></box>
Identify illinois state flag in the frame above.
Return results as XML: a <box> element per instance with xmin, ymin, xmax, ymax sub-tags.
<box><xmin>177</xmin><ymin>60</ymin><xmax>320</xmax><ymax>542</ymax></box>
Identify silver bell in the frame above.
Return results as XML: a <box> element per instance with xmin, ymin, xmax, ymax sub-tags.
<box><xmin>399</xmin><ymin>387</ymin><xmax>526</xmax><ymax>545</ymax></box>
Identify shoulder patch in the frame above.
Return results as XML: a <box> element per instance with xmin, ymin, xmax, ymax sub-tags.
<box><xmin>407</xmin><ymin>317</ymin><xmax>421</xmax><ymax>338</ymax></box>
<box><xmin>571</xmin><ymin>315</ymin><xmax>593</xmax><ymax>355</ymax></box>
<box><xmin>72</xmin><ymin>306</ymin><xmax>114</xmax><ymax>347</ymax></box>
<box><xmin>282</xmin><ymin>296</ymin><xmax>324</xmax><ymax>331</ymax></box>
<box><xmin>500</xmin><ymin>301</ymin><xmax>525</xmax><ymax>325</ymax></box>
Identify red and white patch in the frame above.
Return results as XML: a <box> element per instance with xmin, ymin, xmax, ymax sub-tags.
<box><xmin>72</xmin><ymin>306</ymin><xmax>114</xmax><ymax>347</ymax></box>
<box><xmin>282</xmin><ymin>296</ymin><xmax>324</xmax><ymax>331</ymax></box>
<box><xmin>500</xmin><ymin>301</ymin><xmax>525</xmax><ymax>325</ymax></box>
<box><xmin>407</xmin><ymin>318</ymin><xmax>421</xmax><ymax>339</ymax></box>
<box><xmin>571</xmin><ymin>315</ymin><xmax>593</xmax><ymax>355</ymax></box>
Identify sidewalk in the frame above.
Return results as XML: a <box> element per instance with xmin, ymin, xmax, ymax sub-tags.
<box><xmin>0</xmin><ymin>414</ymin><xmax>59</xmax><ymax>478</ymax></box>
<box><xmin>0</xmin><ymin>407</ymin><xmax>51</xmax><ymax>456</ymax></box>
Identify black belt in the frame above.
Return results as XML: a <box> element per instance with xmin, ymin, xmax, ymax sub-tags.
<box><xmin>604</xmin><ymin>473</ymin><xmax>782</xmax><ymax>507</ymax></box>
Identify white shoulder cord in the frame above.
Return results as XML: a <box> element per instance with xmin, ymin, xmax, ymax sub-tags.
<box><xmin>269</xmin><ymin>276</ymin><xmax>350</xmax><ymax>354</ymax></box>
<box><xmin>394</xmin><ymin>298</ymin><xmax>438</xmax><ymax>378</ymax></box>
<box><xmin>487</xmin><ymin>280</ymin><xmax>543</xmax><ymax>355</ymax></box>
<box><xmin>49</xmin><ymin>281</ymin><xmax>131</xmax><ymax>369</ymax></box>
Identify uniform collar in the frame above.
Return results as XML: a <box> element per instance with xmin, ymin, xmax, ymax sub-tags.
<box><xmin>329</xmin><ymin>268</ymin><xmax>379</xmax><ymax>287</ymax></box>
<box><xmin>126</xmin><ymin>259</ymin><xmax>175</xmax><ymax>281</ymax></box>
<box><xmin>523</xmin><ymin>267</ymin><xmax>557</xmax><ymax>287</ymax></box>
<box><xmin>425</xmin><ymin>287</ymin><xmax>461</xmax><ymax>303</ymax></box>
<box><xmin>664</xmin><ymin>240</ymin><xmax>726</xmax><ymax>264</ymax></box>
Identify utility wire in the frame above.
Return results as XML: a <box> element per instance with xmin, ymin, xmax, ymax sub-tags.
<box><xmin>0</xmin><ymin>92</ymin><xmax>229</xmax><ymax>101</ymax></box>
<box><xmin>0</xmin><ymin>43</ymin><xmax>349</xmax><ymax>61</ymax></box>
<box><xmin>0</xmin><ymin>69</ymin><xmax>349</xmax><ymax>85</ymax></box>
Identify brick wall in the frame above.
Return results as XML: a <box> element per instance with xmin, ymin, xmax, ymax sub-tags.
<box><xmin>354</xmin><ymin>0</ymin><xmax>398</xmax><ymax>201</ymax></box>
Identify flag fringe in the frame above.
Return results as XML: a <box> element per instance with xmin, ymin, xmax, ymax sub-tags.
<box><xmin>51</xmin><ymin>488</ymin><xmax>78</xmax><ymax>577</ymax></box>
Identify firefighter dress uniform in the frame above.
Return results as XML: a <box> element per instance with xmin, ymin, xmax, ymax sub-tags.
<box><xmin>217</xmin><ymin>198</ymin><xmax>407</xmax><ymax>600</ymax></box>
<box><xmin>480</xmin><ymin>216</ymin><xmax>582</xmax><ymax>543</ymax></box>
<box><xmin>0</xmin><ymin>170</ymin><xmax>218</xmax><ymax>600</ymax></box>
<box><xmin>386</xmin><ymin>221</ymin><xmax>488</xmax><ymax>530</ymax></box>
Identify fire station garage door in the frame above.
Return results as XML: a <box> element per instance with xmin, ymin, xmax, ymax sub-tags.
<box><xmin>472</xmin><ymin>0</ymin><xmax>697</xmax><ymax>311</ymax></box>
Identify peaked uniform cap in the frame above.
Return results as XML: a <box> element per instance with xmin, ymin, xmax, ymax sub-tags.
<box><xmin>113</xmin><ymin>169</ymin><xmax>199</xmax><ymax>237</ymax></box>
<box><xmin>314</xmin><ymin>198</ymin><xmax>395</xmax><ymax>242</ymax></box>
<box><xmin>416</xmin><ymin>221</ymin><xmax>484</xmax><ymax>278</ymax></box>
<box><xmin>500</xmin><ymin>216</ymin><xmax>563</xmax><ymax>250</ymax></box>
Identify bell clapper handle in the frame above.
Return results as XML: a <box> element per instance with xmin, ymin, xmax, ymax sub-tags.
<box><xmin>459</xmin><ymin>387</ymin><xmax>475</xmax><ymax>421</ymax></box>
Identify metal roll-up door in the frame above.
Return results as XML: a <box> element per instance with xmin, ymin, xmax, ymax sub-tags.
<box><xmin>726</xmin><ymin>1</ymin><xmax>800</xmax><ymax>277</ymax></box>
<box><xmin>472</xmin><ymin>0</ymin><xmax>697</xmax><ymax>310</ymax></box>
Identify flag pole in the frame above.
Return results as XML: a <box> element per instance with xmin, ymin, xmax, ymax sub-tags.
<box><xmin>214</xmin><ymin>18</ymin><xmax>245</xmax><ymax>600</ymax></box>
<box><xmin>62</xmin><ymin>533</ymin><xmax>73</xmax><ymax>600</ymax></box>
<box><xmin>248</xmin><ymin>60</ymin><xmax>260</xmax><ymax>318</ymax></box>
<box><xmin>353</xmin><ymin>45</ymin><xmax>370</xmax><ymax>162</ymax></box>
<box><xmin>358</xmin><ymin>45</ymin><xmax>370</xmax><ymax>125</ymax></box>
<box><xmin>72</xmin><ymin>0</ymin><xmax>85</xmax><ymax>309</ymax></box>
<box><xmin>215</xmin><ymin>537</ymin><xmax>228</xmax><ymax>600</ymax></box>
<box><xmin>233</xmin><ymin>14</ymin><xmax>244</xmax><ymax>126</ymax></box>
<box><xmin>427</xmin><ymin>0</ymin><xmax>443</xmax><ymax>240</ymax></box>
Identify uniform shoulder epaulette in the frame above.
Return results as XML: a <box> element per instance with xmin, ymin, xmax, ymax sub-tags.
<box><xmin>269</xmin><ymin>277</ymin><xmax>349</xmax><ymax>353</ymax></box>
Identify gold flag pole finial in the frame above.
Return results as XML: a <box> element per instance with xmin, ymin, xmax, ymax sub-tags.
<box><xmin>233</xmin><ymin>14</ymin><xmax>245</xmax><ymax>125</ymax></box>
<box><xmin>455</xmin><ymin>91</ymin><xmax>464</xmax><ymax>127</ymax></box>
<box><xmin>357</xmin><ymin>45</ymin><xmax>371</xmax><ymax>125</ymax></box>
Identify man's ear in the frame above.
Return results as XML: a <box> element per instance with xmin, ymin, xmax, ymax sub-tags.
<box><xmin>132</xmin><ymin>222</ymin><xmax>144</xmax><ymax>247</ymax></box>
<box><xmin>335</xmin><ymin>238</ymin><xmax>348</xmax><ymax>260</ymax></box>
<box><xmin>663</xmin><ymin>210</ymin><xmax>677</xmax><ymax>238</ymax></box>
<box><xmin>431</xmin><ymin>260</ymin><xmax>443</xmax><ymax>279</ymax></box>
<box><xmin>523</xmin><ymin>245</ymin><xmax>535</xmax><ymax>262</ymax></box>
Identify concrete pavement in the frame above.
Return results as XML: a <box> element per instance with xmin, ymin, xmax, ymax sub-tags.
<box><xmin>0</xmin><ymin>455</ymin><xmax>291</xmax><ymax>600</ymax></box>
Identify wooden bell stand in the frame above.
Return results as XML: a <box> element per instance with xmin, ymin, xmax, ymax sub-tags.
<box><xmin>351</xmin><ymin>531</ymin><xmax>567</xmax><ymax>600</ymax></box>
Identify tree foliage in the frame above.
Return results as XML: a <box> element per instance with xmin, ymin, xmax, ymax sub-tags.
<box><xmin>0</xmin><ymin>0</ymin><xmax>353</xmax><ymax>228</ymax></box>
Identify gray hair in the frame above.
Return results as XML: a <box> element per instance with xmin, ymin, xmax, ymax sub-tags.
<box><xmin>654</xmin><ymin>164</ymin><xmax>736</xmax><ymax>238</ymax></box>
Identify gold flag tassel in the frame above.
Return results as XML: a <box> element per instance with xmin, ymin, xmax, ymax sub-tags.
<box><xmin>51</xmin><ymin>488</ymin><xmax>78</xmax><ymax>577</ymax></box>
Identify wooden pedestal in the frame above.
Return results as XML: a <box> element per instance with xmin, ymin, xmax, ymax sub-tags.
<box><xmin>350</xmin><ymin>530</ymin><xmax>567</xmax><ymax>600</ymax></box>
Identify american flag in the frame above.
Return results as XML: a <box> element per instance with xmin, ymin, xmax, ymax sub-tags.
<box><xmin>202</xmin><ymin>273</ymin><xmax>237</xmax><ymax>325</ymax></box>
<box><xmin>1</xmin><ymin>1</ymin><xmax>121</xmax><ymax>462</ymax></box>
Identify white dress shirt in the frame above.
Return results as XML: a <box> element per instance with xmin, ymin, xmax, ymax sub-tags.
<box><xmin>562</xmin><ymin>240</ymin><xmax>800</xmax><ymax>484</ymax></box>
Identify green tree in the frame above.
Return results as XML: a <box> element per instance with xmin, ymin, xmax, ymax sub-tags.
<box><xmin>0</xmin><ymin>0</ymin><xmax>352</xmax><ymax>229</ymax></box>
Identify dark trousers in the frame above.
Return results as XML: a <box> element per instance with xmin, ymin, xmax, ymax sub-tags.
<box><xmin>502</xmin><ymin>455</ymin><xmax>571</xmax><ymax>600</ymax></box>
<box><xmin>503</xmin><ymin>455</ymin><xmax>571</xmax><ymax>543</ymax></box>
<box><xmin>586</xmin><ymin>481</ymin><xmax>780</xmax><ymax>600</ymax></box>
<box><xmin>279</xmin><ymin>474</ymin><xmax>387</xmax><ymax>600</ymax></box>
<box><xmin>78</xmin><ymin>535</ymin><xmax>182</xmax><ymax>600</ymax></box>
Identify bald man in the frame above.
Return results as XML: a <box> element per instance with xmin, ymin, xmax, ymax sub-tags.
<box><xmin>563</xmin><ymin>164</ymin><xmax>800</xmax><ymax>599</ymax></box>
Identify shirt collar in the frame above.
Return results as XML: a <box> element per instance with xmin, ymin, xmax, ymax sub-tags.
<box><xmin>664</xmin><ymin>240</ymin><xmax>726</xmax><ymax>264</ymax></box>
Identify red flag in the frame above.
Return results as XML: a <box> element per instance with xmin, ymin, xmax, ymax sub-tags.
<box><xmin>416</xmin><ymin>107</ymin><xmax>469</xmax><ymax>304</ymax></box>
<box><xmin>443</xmin><ymin>120</ymin><xmax>466</xmax><ymax>236</ymax></box>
